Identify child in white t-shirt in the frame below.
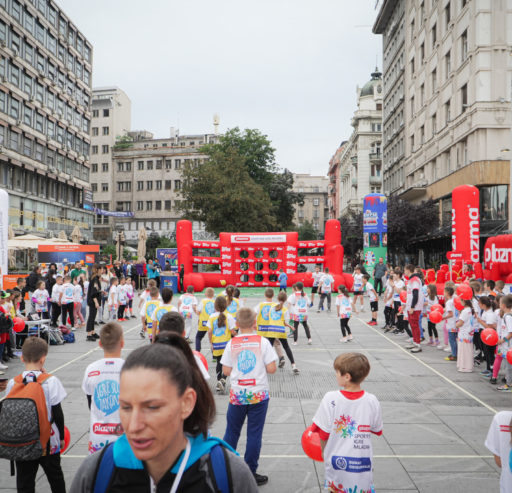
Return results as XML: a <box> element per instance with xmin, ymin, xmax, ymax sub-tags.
<box><xmin>476</xmin><ymin>296</ymin><xmax>497</xmax><ymax>378</ymax></box>
<box><xmin>312</xmin><ymin>352</ymin><xmax>382</xmax><ymax>493</ymax></box>
<box><xmin>287</xmin><ymin>282</ymin><xmax>312</xmax><ymax>345</ymax></box>
<box><xmin>60</xmin><ymin>275</ymin><xmax>75</xmax><ymax>328</ymax></box>
<box><xmin>383</xmin><ymin>276</ymin><xmax>395</xmax><ymax>331</ymax></box>
<box><xmin>485</xmin><ymin>410</ymin><xmax>512</xmax><ymax>493</ymax></box>
<box><xmin>81</xmin><ymin>321</ymin><xmax>124</xmax><ymax>454</ymax></box>
<box><xmin>50</xmin><ymin>275</ymin><xmax>64</xmax><ymax>327</ymax></box>
<box><xmin>362</xmin><ymin>275</ymin><xmax>378</xmax><ymax>325</ymax></box>
<box><xmin>424</xmin><ymin>284</ymin><xmax>440</xmax><ymax>346</ymax></box>
<box><xmin>490</xmin><ymin>295</ymin><xmax>512</xmax><ymax>385</ymax></box>
<box><xmin>442</xmin><ymin>286</ymin><xmax>457</xmax><ymax>359</ymax></box>
<box><xmin>125</xmin><ymin>276</ymin><xmax>135</xmax><ymax>318</ymax></box>
<box><xmin>117</xmin><ymin>277</ymin><xmax>128</xmax><ymax>321</ymax></box>
<box><xmin>72</xmin><ymin>277</ymin><xmax>85</xmax><ymax>329</ymax></box>
<box><xmin>455</xmin><ymin>299</ymin><xmax>474</xmax><ymax>373</ymax></box>
<box><xmin>335</xmin><ymin>285</ymin><xmax>352</xmax><ymax>343</ymax></box>
<box><xmin>351</xmin><ymin>266</ymin><xmax>364</xmax><ymax>314</ymax></box>
<box><xmin>178</xmin><ymin>285</ymin><xmax>198</xmax><ymax>341</ymax></box>
<box><xmin>32</xmin><ymin>280</ymin><xmax>50</xmax><ymax>320</ymax></box>
<box><xmin>107</xmin><ymin>278</ymin><xmax>119</xmax><ymax>321</ymax></box>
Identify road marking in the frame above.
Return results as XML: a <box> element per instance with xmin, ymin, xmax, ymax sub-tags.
<box><xmin>358</xmin><ymin>317</ymin><xmax>498</xmax><ymax>414</ymax></box>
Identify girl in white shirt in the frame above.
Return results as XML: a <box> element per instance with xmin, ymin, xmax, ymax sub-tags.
<box><xmin>287</xmin><ymin>282</ymin><xmax>312</xmax><ymax>346</ymax></box>
<box><xmin>72</xmin><ymin>277</ymin><xmax>85</xmax><ymax>328</ymax></box>
<box><xmin>476</xmin><ymin>296</ymin><xmax>497</xmax><ymax>378</ymax></box>
<box><xmin>455</xmin><ymin>299</ymin><xmax>474</xmax><ymax>372</ymax></box>
<box><xmin>32</xmin><ymin>280</ymin><xmax>50</xmax><ymax>319</ymax></box>
<box><xmin>424</xmin><ymin>284</ymin><xmax>440</xmax><ymax>346</ymax></box>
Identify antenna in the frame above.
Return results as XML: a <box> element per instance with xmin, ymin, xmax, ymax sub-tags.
<box><xmin>213</xmin><ymin>113</ymin><xmax>220</xmax><ymax>135</ymax></box>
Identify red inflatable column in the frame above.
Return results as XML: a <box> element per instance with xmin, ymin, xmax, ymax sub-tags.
<box><xmin>324</xmin><ymin>219</ymin><xmax>342</xmax><ymax>274</ymax></box>
<box><xmin>452</xmin><ymin>185</ymin><xmax>480</xmax><ymax>263</ymax></box>
<box><xmin>176</xmin><ymin>220</ymin><xmax>193</xmax><ymax>275</ymax></box>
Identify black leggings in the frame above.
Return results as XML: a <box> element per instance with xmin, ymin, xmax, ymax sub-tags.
<box><xmin>340</xmin><ymin>318</ymin><xmax>352</xmax><ymax>337</ymax></box>
<box><xmin>392</xmin><ymin>301</ymin><xmax>401</xmax><ymax>327</ymax></box>
<box><xmin>384</xmin><ymin>306</ymin><xmax>393</xmax><ymax>326</ymax></box>
<box><xmin>293</xmin><ymin>320</ymin><xmax>311</xmax><ymax>341</ymax></box>
<box><xmin>397</xmin><ymin>315</ymin><xmax>412</xmax><ymax>337</ymax></box>
<box><xmin>51</xmin><ymin>304</ymin><xmax>61</xmax><ymax>326</ymax></box>
<box><xmin>117</xmin><ymin>304</ymin><xmax>126</xmax><ymax>319</ymax></box>
<box><xmin>61</xmin><ymin>303</ymin><xmax>74</xmax><ymax>327</ymax></box>
<box><xmin>86</xmin><ymin>303</ymin><xmax>97</xmax><ymax>333</ymax></box>
<box><xmin>474</xmin><ymin>330</ymin><xmax>483</xmax><ymax>357</ymax></box>
<box><xmin>16</xmin><ymin>452</ymin><xmax>66</xmax><ymax>493</ymax></box>
<box><xmin>484</xmin><ymin>343</ymin><xmax>496</xmax><ymax>371</ymax></box>
<box><xmin>267</xmin><ymin>337</ymin><xmax>295</xmax><ymax>364</ymax></box>
<box><xmin>195</xmin><ymin>330</ymin><xmax>207</xmax><ymax>351</ymax></box>
<box><xmin>427</xmin><ymin>321</ymin><xmax>439</xmax><ymax>339</ymax></box>
<box><xmin>215</xmin><ymin>355</ymin><xmax>224</xmax><ymax>381</ymax></box>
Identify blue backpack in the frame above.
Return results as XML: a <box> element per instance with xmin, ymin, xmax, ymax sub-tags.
<box><xmin>93</xmin><ymin>442</ymin><xmax>231</xmax><ymax>493</ymax></box>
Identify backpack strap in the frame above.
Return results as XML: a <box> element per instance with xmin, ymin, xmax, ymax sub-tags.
<box><xmin>93</xmin><ymin>444</ymin><xmax>115</xmax><ymax>493</ymax></box>
<box><xmin>209</xmin><ymin>444</ymin><xmax>232</xmax><ymax>493</ymax></box>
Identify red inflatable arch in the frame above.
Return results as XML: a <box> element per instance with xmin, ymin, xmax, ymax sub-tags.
<box><xmin>176</xmin><ymin>219</ymin><xmax>353</xmax><ymax>292</ymax></box>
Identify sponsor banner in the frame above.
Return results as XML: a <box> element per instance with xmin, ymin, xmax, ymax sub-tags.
<box><xmin>363</xmin><ymin>194</ymin><xmax>387</xmax><ymax>279</ymax></box>
<box><xmin>38</xmin><ymin>244</ymin><xmax>100</xmax><ymax>264</ymax></box>
<box><xmin>157</xmin><ymin>248</ymin><xmax>178</xmax><ymax>272</ymax></box>
<box><xmin>93</xmin><ymin>207</ymin><xmax>134</xmax><ymax>218</ymax></box>
<box><xmin>230</xmin><ymin>234</ymin><xmax>287</xmax><ymax>244</ymax></box>
<box><xmin>451</xmin><ymin>185</ymin><xmax>480</xmax><ymax>263</ymax></box>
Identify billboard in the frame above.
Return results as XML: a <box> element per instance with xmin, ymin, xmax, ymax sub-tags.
<box><xmin>0</xmin><ymin>189</ymin><xmax>8</xmax><ymax>283</ymax></box>
<box><xmin>37</xmin><ymin>244</ymin><xmax>100</xmax><ymax>265</ymax></box>
<box><xmin>157</xmin><ymin>248</ymin><xmax>178</xmax><ymax>272</ymax></box>
<box><xmin>451</xmin><ymin>185</ymin><xmax>480</xmax><ymax>263</ymax></box>
<box><xmin>363</xmin><ymin>194</ymin><xmax>387</xmax><ymax>278</ymax></box>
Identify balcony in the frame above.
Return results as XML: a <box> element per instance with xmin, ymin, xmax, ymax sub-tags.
<box><xmin>369</xmin><ymin>175</ymin><xmax>382</xmax><ymax>185</ymax></box>
<box><xmin>369</xmin><ymin>153</ymin><xmax>382</xmax><ymax>162</ymax></box>
<box><xmin>351</xmin><ymin>177</ymin><xmax>358</xmax><ymax>186</ymax></box>
<box><xmin>350</xmin><ymin>156</ymin><xmax>357</xmax><ymax>164</ymax></box>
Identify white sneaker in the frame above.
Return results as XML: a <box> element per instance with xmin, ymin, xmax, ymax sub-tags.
<box><xmin>405</xmin><ymin>344</ymin><xmax>416</xmax><ymax>350</ymax></box>
<box><xmin>437</xmin><ymin>344</ymin><xmax>446</xmax><ymax>350</ymax></box>
<box><xmin>216</xmin><ymin>380</ymin><xmax>225</xmax><ymax>393</ymax></box>
<box><xmin>360</xmin><ymin>308</ymin><xmax>366</xmax><ymax>312</ymax></box>
<box><xmin>308</xmin><ymin>339</ymin><xmax>312</xmax><ymax>345</ymax></box>
<box><xmin>444</xmin><ymin>346</ymin><xmax>452</xmax><ymax>352</ymax></box>
<box><xmin>292</xmin><ymin>341</ymin><xmax>298</xmax><ymax>346</ymax></box>
<box><xmin>348</xmin><ymin>334</ymin><xmax>353</xmax><ymax>340</ymax></box>
<box><xmin>406</xmin><ymin>337</ymin><xmax>413</xmax><ymax>343</ymax></box>
<box><xmin>292</xmin><ymin>365</ymin><xmax>300</xmax><ymax>374</ymax></box>
<box><xmin>340</xmin><ymin>337</ymin><xmax>348</xmax><ymax>343</ymax></box>
<box><xmin>0</xmin><ymin>362</ymin><xmax>8</xmax><ymax>370</ymax></box>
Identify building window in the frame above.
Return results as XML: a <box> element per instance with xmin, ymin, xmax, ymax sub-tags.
<box><xmin>410</xmin><ymin>96</ymin><xmax>415</xmax><ymax>115</ymax></box>
<box><xmin>92</xmin><ymin>163</ymin><xmax>98</xmax><ymax>173</ymax></box>
<box><xmin>313</xmin><ymin>198</ymin><xmax>319</xmax><ymax>206</ymax></box>
<box><xmin>461</xmin><ymin>83</ymin><xmax>468</xmax><ymax>112</ymax></box>
<box><xmin>102</xmin><ymin>183</ymin><xmax>108</xmax><ymax>192</ymax></box>
<box><xmin>410</xmin><ymin>57</ymin><xmax>415</xmax><ymax>75</ymax></box>
<box><xmin>175</xmin><ymin>159</ymin><xmax>181</xmax><ymax>169</ymax></box>
<box><xmin>371</xmin><ymin>123</ymin><xmax>382</xmax><ymax>132</ymax></box>
<box><xmin>481</xmin><ymin>185</ymin><xmax>508</xmax><ymax>221</ymax></box>
<box><xmin>432</xmin><ymin>68</ymin><xmax>437</xmax><ymax>92</ymax></box>
<box><xmin>165</xmin><ymin>200</ymin><xmax>171</xmax><ymax>211</ymax></box>
<box><xmin>445</xmin><ymin>100</ymin><xmax>451</xmax><ymax>124</ymax></box>
<box><xmin>462</xmin><ymin>138</ymin><xmax>468</xmax><ymax>165</ymax></box>
<box><xmin>147</xmin><ymin>181</ymin><xmax>153</xmax><ymax>190</ymax></box>
<box><xmin>165</xmin><ymin>180</ymin><xmax>172</xmax><ymax>190</ymax></box>
<box><xmin>102</xmin><ymin>162</ymin><xmax>108</xmax><ymax>172</ymax></box>
<box><xmin>445</xmin><ymin>2</ymin><xmax>451</xmax><ymax>29</ymax></box>
<box><xmin>420</xmin><ymin>83</ymin><xmax>425</xmax><ymax>106</ymax></box>
<box><xmin>91</xmin><ymin>183</ymin><xmax>97</xmax><ymax>192</ymax></box>
<box><xmin>420</xmin><ymin>43</ymin><xmax>424</xmax><ymax>64</ymax></box>
<box><xmin>137</xmin><ymin>201</ymin><xmax>143</xmax><ymax>211</ymax></box>
<box><xmin>431</xmin><ymin>23</ymin><xmax>437</xmax><ymax>49</ymax></box>
<box><xmin>103</xmin><ymin>109</ymin><xmax>110</xmax><ymax>117</ymax></box>
<box><xmin>92</xmin><ymin>127</ymin><xmax>98</xmax><ymax>136</ymax></box>
<box><xmin>156</xmin><ymin>160</ymin><xmax>162</xmax><ymax>169</ymax></box>
<box><xmin>165</xmin><ymin>160</ymin><xmax>172</xmax><ymax>169</ymax></box>
<box><xmin>156</xmin><ymin>180</ymin><xmax>162</xmax><ymax>190</ymax></box>
<box><xmin>138</xmin><ymin>161</ymin><xmax>144</xmax><ymax>170</ymax></box>
<box><xmin>155</xmin><ymin>200</ymin><xmax>162</xmax><ymax>211</ymax></box>
<box><xmin>137</xmin><ymin>181</ymin><xmax>143</xmax><ymax>191</ymax></box>
<box><xmin>147</xmin><ymin>161</ymin><xmax>153</xmax><ymax>170</ymax></box>
<box><xmin>117</xmin><ymin>182</ymin><xmax>131</xmax><ymax>192</ymax></box>
<box><xmin>461</xmin><ymin>30</ymin><xmax>468</xmax><ymax>61</ymax></box>
<box><xmin>102</xmin><ymin>145</ymin><xmax>109</xmax><ymax>154</ymax></box>
<box><xmin>420</xmin><ymin>125</ymin><xmax>425</xmax><ymax>144</ymax></box>
<box><xmin>410</xmin><ymin>134</ymin><xmax>415</xmax><ymax>151</ymax></box>
<box><xmin>102</xmin><ymin>126</ymin><xmax>109</xmax><ymax>136</ymax></box>
<box><xmin>174</xmin><ymin>180</ymin><xmax>181</xmax><ymax>190</ymax></box>
<box><xmin>411</xmin><ymin>19</ymin><xmax>415</xmax><ymax>41</ymax></box>
<box><xmin>92</xmin><ymin>109</ymin><xmax>99</xmax><ymax>118</ymax></box>
<box><xmin>146</xmin><ymin>201</ymin><xmax>152</xmax><ymax>211</ymax></box>
<box><xmin>92</xmin><ymin>145</ymin><xmax>98</xmax><ymax>154</ymax></box>
<box><xmin>432</xmin><ymin>113</ymin><xmax>437</xmax><ymax>135</ymax></box>
<box><xmin>371</xmin><ymin>164</ymin><xmax>381</xmax><ymax>177</ymax></box>
<box><xmin>116</xmin><ymin>201</ymin><xmax>131</xmax><ymax>212</ymax></box>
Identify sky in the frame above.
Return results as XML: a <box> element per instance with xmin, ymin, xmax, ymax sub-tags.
<box><xmin>59</xmin><ymin>0</ymin><xmax>382</xmax><ymax>175</ymax></box>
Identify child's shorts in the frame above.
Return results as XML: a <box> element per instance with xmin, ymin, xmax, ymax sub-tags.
<box><xmin>370</xmin><ymin>301</ymin><xmax>379</xmax><ymax>312</ymax></box>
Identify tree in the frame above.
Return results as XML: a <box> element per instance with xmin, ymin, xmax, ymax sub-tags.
<box><xmin>146</xmin><ymin>232</ymin><xmax>160</xmax><ymax>259</ymax></box>
<box><xmin>199</xmin><ymin>128</ymin><xmax>303</xmax><ymax>230</ymax></box>
<box><xmin>339</xmin><ymin>208</ymin><xmax>363</xmax><ymax>258</ymax></box>
<box><xmin>178</xmin><ymin>149</ymin><xmax>276</xmax><ymax>235</ymax></box>
<box><xmin>101</xmin><ymin>244</ymin><xmax>117</xmax><ymax>261</ymax></box>
<box><xmin>113</xmin><ymin>134</ymin><xmax>133</xmax><ymax>150</ymax></box>
<box><xmin>296</xmin><ymin>221</ymin><xmax>318</xmax><ymax>241</ymax></box>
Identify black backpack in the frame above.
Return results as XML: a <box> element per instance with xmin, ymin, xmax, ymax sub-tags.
<box><xmin>0</xmin><ymin>312</ymin><xmax>13</xmax><ymax>335</ymax></box>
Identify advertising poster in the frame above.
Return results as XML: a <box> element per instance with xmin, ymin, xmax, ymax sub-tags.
<box><xmin>157</xmin><ymin>248</ymin><xmax>178</xmax><ymax>272</ymax></box>
<box><xmin>0</xmin><ymin>189</ymin><xmax>8</xmax><ymax>285</ymax></box>
<box><xmin>38</xmin><ymin>244</ymin><xmax>100</xmax><ymax>265</ymax></box>
<box><xmin>363</xmin><ymin>194</ymin><xmax>387</xmax><ymax>279</ymax></box>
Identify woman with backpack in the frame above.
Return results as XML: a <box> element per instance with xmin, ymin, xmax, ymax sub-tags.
<box><xmin>71</xmin><ymin>342</ymin><xmax>258</xmax><ymax>492</ymax></box>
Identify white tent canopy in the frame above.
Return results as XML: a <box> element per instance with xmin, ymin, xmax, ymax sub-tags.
<box><xmin>8</xmin><ymin>234</ymin><xmax>80</xmax><ymax>251</ymax></box>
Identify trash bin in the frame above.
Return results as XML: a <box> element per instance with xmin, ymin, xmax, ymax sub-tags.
<box><xmin>160</xmin><ymin>274</ymin><xmax>178</xmax><ymax>294</ymax></box>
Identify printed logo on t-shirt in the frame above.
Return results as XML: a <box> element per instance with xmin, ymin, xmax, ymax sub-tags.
<box><xmin>94</xmin><ymin>380</ymin><xmax>120</xmax><ymax>416</ymax></box>
<box><xmin>213</xmin><ymin>319</ymin><xmax>226</xmax><ymax>337</ymax></box>
<box><xmin>269</xmin><ymin>307</ymin><xmax>282</xmax><ymax>321</ymax></box>
<box><xmin>331</xmin><ymin>456</ymin><xmax>372</xmax><ymax>473</ymax></box>
<box><xmin>334</xmin><ymin>414</ymin><xmax>357</xmax><ymax>438</ymax></box>
<box><xmin>297</xmin><ymin>298</ymin><xmax>307</xmax><ymax>309</ymax></box>
<box><xmin>237</xmin><ymin>349</ymin><xmax>257</xmax><ymax>374</ymax></box>
<box><xmin>261</xmin><ymin>305</ymin><xmax>271</xmax><ymax>320</ymax></box>
<box><xmin>64</xmin><ymin>286</ymin><xmax>74</xmax><ymax>298</ymax></box>
<box><xmin>205</xmin><ymin>301</ymin><xmax>215</xmax><ymax>315</ymax></box>
<box><xmin>146</xmin><ymin>304</ymin><xmax>157</xmax><ymax>318</ymax></box>
<box><xmin>227</xmin><ymin>300</ymin><xmax>238</xmax><ymax>314</ymax></box>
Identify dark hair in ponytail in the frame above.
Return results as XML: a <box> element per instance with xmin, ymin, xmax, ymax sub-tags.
<box><xmin>479</xmin><ymin>295</ymin><xmax>496</xmax><ymax>311</ymax></box>
<box><xmin>225</xmin><ymin>285</ymin><xmax>234</xmax><ymax>305</ymax></box>
<box><xmin>296</xmin><ymin>281</ymin><xmax>305</xmax><ymax>297</ymax></box>
<box><xmin>275</xmin><ymin>290</ymin><xmax>287</xmax><ymax>311</ymax></box>
<box><xmin>462</xmin><ymin>298</ymin><xmax>474</xmax><ymax>314</ymax></box>
<box><xmin>122</xmin><ymin>340</ymin><xmax>215</xmax><ymax>437</ymax></box>
<box><xmin>215</xmin><ymin>296</ymin><xmax>227</xmax><ymax>328</ymax></box>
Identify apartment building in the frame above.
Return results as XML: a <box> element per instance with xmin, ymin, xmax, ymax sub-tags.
<box><xmin>327</xmin><ymin>140</ymin><xmax>346</xmax><ymax>220</ymax></box>
<box><xmin>338</xmin><ymin>70</ymin><xmax>383</xmax><ymax>217</ymax></box>
<box><xmin>0</xmin><ymin>0</ymin><xmax>94</xmax><ymax>238</ymax></box>
<box><xmin>89</xmin><ymin>86</ymin><xmax>131</xmax><ymax>243</ymax></box>
<box><xmin>110</xmin><ymin>130</ymin><xmax>219</xmax><ymax>243</ymax></box>
<box><xmin>374</xmin><ymin>0</ymin><xmax>512</xmax><ymax>256</ymax></box>
<box><xmin>293</xmin><ymin>173</ymin><xmax>329</xmax><ymax>234</ymax></box>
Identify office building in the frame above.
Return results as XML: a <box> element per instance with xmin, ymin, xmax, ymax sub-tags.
<box><xmin>293</xmin><ymin>173</ymin><xmax>329</xmax><ymax>234</ymax></box>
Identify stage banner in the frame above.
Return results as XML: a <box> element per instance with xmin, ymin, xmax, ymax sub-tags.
<box><xmin>363</xmin><ymin>194</ymin><xmax>388</xmax><ymax>280</ymax></box>
<box><xmin>157</xmin><ymin>248</ymin><xmax>178</xmax><ymax>272</ymax></box>
<box><xmin>0</xmin><ymin>189</ymin><xmax>8</xmax><ymax>285</ymax></box>
<box><xmin>37</xmin><ymin>244</ymin><xmax>100</xmax><ymax>265</ymax></box>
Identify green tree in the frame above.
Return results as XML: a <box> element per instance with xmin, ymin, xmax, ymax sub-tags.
<box><xmin>339</xmin><ymin>208</ymin><xmax>363</xmax><ymax>258</ymax></box>
<box><xmin>101</xmin><ymin>244</ymin><xmax>117</xmax><ymax>261</ymax></box>
<box><xmin>113</xmin><ymin>134</ymin><xmax>133</xmax><ymax>150</ymax></box>
<box><xmin>157</xmin><ymin>236</ymin><xmax>177</xmax><ymax>249</ymax></box>
<box><xmin>296</xmin><ymin>221</ymin><xmax>318</xmax><ymax>240</ymax></box>
<box><xmin>146</xmin><ymin>232</ymin><xmax>160</xmax><ymax>259</ymax></box>
<box><xmin>178</xmin><ymin>149</ymin><xmax>276</xmax><ymax>235</ymax></box>
<box><xmin>199</xmin><ymin>127</ymin><xmax>303</xmax><ymax>230</ymax></box>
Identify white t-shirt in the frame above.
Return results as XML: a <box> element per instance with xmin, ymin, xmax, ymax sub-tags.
<box><xmin>364</xmin><ymin>282</ymin><xmax>377</xmax><ymax>302</ymax></box>
<box><xmin>458</xmin><ymin>306</ymin><xmax>474</xmax><ymax>342</ymax></box>
<box><xmin>313</xmin><ymin>390</ymin><xmax>383</xmax><ymax>493</ymax></box>
<box><xmin>51</xmin><ymin>283</ymin><xmax>63</xmax><ymax>303</ymax></box>
<box><xmin>445</xmin><ymin>298</ymin><xmax>457</xmax><ymax>332</ymax></box>
<box><xmin>287</xmin><ymin>292</ymin><xmax>310</xmax><ymax>321</ymax></box>
<box><xmin>100</xmin><ymin>274</ymin><xmax>110</xmax><ymax>293</ymax></box>
<box><xmin>81</xmin><ymin>358</ymin><xmax>124</xmax><ymax>454</ymax></box>
<box><xmin>481</xmin><ymin>309</ymin><xmax>497</xmax><ymax>329</ymax></box>
<box><xmin>117</xmin><ymin>285</ymin><xmax>128</xmax><ymax>305</ymax></box>
<box><xmin>393</xmin><ymin>279</ymin><xmax>405</xmax><ymax>301</ymax></box>
<box><xmin>485</xmin><ymin>411</ymin><xmax>512</xmax><ymax>493</ymax></box>
<box><xmin>335</xmin><ymin>294</ymin><xmax>352</xmax><ymax>319</ymax></box>
<box><xmin>221</xmin><ymin>333</ymin><xmax>277</xmax><ymax>406</ymax></box>
<box><xmin>6</xmin><ymin>371</ymin><xmax>67</xmax><ymax>455</ymax></box>
<box><xmin>73</xmin><ymin>284</ymin><xmax>83</xmax><ymax>303</ymax></box>
<box><xmin>352</xmin><ymin>273</ymin><xmax>363</xmax><ymax>292</ymax></box>
<box><xmin>108</xmin><ymin>285</ymin><xmax>118</xmax><ymax>306</ymax></box>
<box><xmin>61</xmin><ymin>282</ymin><xmax>75</xmax><ymax>304</ymax></box>
<box><xmin>497</xmin><ymin>313</ymin><xmax>512</xmax><ymax>356</ymax></box>
<box><xmin>424</xmin><ymin>295</ymin><xmax>439</xmax><ymax>313</ymax></box>
<box><xmin>125</xmin><ymin>284</ymin><xmax>134</xmax><ymax>300</ymax></box>
<box><xmin>384</xmin><ymin>280</ymin><xmax>394</xmax><ymax>307</ymax></box>
<box><xmin>472</xmin><ymin>297</ymin><xmax>482</xmax><ymax>331</ymax></box>
<box><xmin>179</xmin><ymin>294</ymin><xmax>198</xmax><ymax>319</ymax></box>
<box><xmin>32</xmin><ymin>289</ymin><xmax>49</xmax><ymax>312</ymax></box>
<box><xmin>312</xmin><ymin>272</ymin><xmax>323</xmax><ymax>287</ymax></box>
<box><xmin>320</xmin><ymin>274</ymin><xmax>335</xmax><ymax>294</ymax></box>
<box><xmin>406</xmin><ymin>276</ymin><xmax>423</xmax><ymax>312</ymax></box>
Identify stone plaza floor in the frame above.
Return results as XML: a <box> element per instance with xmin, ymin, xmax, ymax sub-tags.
<box><xmin>0</xmin><ymin>294</ymin><xmax>509</xmax><ymax>492</ymax></box>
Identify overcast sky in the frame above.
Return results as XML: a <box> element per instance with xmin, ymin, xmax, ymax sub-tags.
<box><xmin>59</xmin><ymin>0</ymin><xmax>381</xmax><ymax>175</ymax></box>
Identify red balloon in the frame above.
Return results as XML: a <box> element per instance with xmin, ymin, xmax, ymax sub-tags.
<box><xmin>301</xmin><ymin>425</ymin><xmax>323</xmax><ymax>462</ymax></box>
<box><xmin>481</xmin><ymin>328</ymin><xmax>498</xmax><ymax>346</ymax></box>
<box><xmin>507</xmin><ymin>350</ymin><xmax>512</xmax><ymax>365</ymax></box>
<box><xmin>429</xmin><ymin>310</ymin><xmax>443</xmax><ymax>324</ymax></box>
<box><xmin>431</xmin><ymin>304</ymin><xmax>444</xmax><ymax>315</ymax></box>
<box><xmin>193</xmin><ymin>350</ymin><xmax>208</xmax><ymax>371</ymax></box>
<box><xmin>456</xmin><ymin>284</ymin><xmax>473</xmax><ymax>300</ymax></box>
<box><xmin>61</xmin><ymin>426</ymin><xmax>70</xmax><ymax>453</ymax></box>
<box><xmin>12</xmin><ymin>317</ymin><xmax>25</xmax><ymax>333</ymax></box>
<box><xmin>399</xmin><ymin>291</ymin><xmax>407</xmax><ymax>303</ymax></box>
<box><xmin>453</xmin><ymin>296</ymin><xmax>465</xmax><ymax>311</ymax></box>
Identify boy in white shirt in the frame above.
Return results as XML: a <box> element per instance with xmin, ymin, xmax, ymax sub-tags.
<box><xmin>178</xmin><ymin>285</ymin><xmax>198</xmax><ymax>342</ymax></box>
<box><xmin>125</xmin><ymin>276</ymin><xmax>135</xmax><ymax>318</ymax></box>
<box><xmin>351</xmin><ymin>266</ymin><xmax>364</xmax><ymax>314</ymax></box>
<box><xmin>362</xmin><ymin>275</ymin><xmax>378</xmax><ymax>326</ymax></box>
<box><xmin>50</xmin><ymin>275</ymin><xmax>64</xmax><ymax>327</ymax></box>
<box><xmin>317</xmin><ymin>268</ymin><xmax>335</xmax><ymax>313</ymax></box>
<box><xmin>117</xmin><ymin>277</ymin><xmax>128</xmax><ymax>321</ymax></box>
<box><xmin>222</xmin><ymin>307</ymin><xmax>278</xmax><ymax>486</ymax></box>
<box><xmin>59</xmin><ymin>275</ymin><xmax>75</xmax><ymax>328</ymax></box>
<box><xmin>81</xmin><ymin>322</ymin><xmax>124</xmax><ymax>454</ymax></box>
<box><xmin>312</xmin><ymin>352</ymin><xmax>382</xmax><ymax>493</ymax></box>
<box><xmin>107</xmin><ymin>278</ymin><xmax>119</xmax><ymax>321</ymax></box>
<box><xmin>485</xmin><ymin>410</ymin><xmax>512</xmax><ymax>493</ymax></box>
<box><xmin>32</xmin><ymin>280</ymin><xmax>50</xmax><ymax>320</ymax></box>
<box><xmin>310</xmin><ymin>266</ymin><xmax>323</xmax><ymax>307</ymax></box>
<box><xmin>151</xmin><ymin>287</ymin><xmax>178</xmax><ymax>337</ymax></box>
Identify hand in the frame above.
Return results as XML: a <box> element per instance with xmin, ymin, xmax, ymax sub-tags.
<box><xmin>60</xmin><ymin>440</ymin><xmax>65</xmax><ymax>450</ymax></box>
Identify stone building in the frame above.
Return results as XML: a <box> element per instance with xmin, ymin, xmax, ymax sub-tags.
<box><xmin>292</xmin><ymin>173</ymin><xmax>329</xmax><ymax>234</ymax></box>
